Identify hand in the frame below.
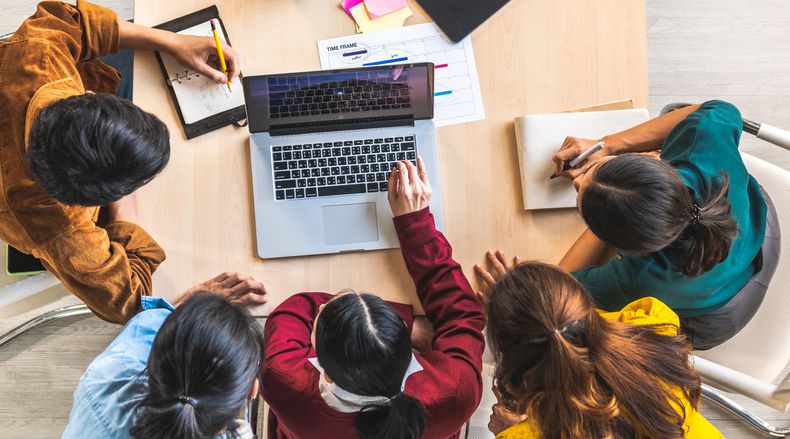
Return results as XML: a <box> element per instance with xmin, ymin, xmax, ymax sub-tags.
<box><xmin>108</xmin><ymin>194</ymin><xmax>139</xmax><ymax>224</ymax></box>
<box><xmin>552</xmin><ymin>136</ymin><xmax>608</xmax><ymax>179</ymax></box>
<box><xmin>474</xmin><ymin>250</ymin><xmax>520</xmax><ymax>305</ymax></box>
<box><xmin>177</xmin><ymin>272</ymin><xmax>268</xmax><ymax>307</ymax></box>
<box><xmin>168</xmin><ymin>34</ymin><xmax>240</xmax><ymax>84</ymax></box>
<box><xmin>488</xmin><ymin>386</ymin><xmax>527</xmax><ymax>435</ymax></box>
<box><xmin>387</xmin><ymin>158</ymin><xmax>432</xmax><ymax>217</ymax></box>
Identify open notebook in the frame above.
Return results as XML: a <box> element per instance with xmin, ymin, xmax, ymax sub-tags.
<box><xmin>515</xmin><ymin>107</ymin><xmax>650</xmax><ymax>210</ymax></box>
<box><xmin>158</xmin><ymin>21</ymin><xmax>244</xmax><ymax>124</ymax></box>
<box><xmin>154</xmin><ymin>6</ymin><xmax>246</xmax><ymax>139</ymax></box>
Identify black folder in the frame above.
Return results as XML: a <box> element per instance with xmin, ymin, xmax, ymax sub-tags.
<box><xmin>153</xmin><ymin>5</ymin><xmax>246</xmax><ymax>139</ymax></box>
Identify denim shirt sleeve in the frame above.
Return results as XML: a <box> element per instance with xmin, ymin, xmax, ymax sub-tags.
<box><xmin>62</xmin><ymin>297</ymin><xmax>174</xmax><ymax>439</ymax></box>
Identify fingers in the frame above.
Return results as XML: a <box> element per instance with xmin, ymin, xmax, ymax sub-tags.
<box><xmin>406</xmin><ymin>159</ymin><xmax>420</xmax><ymax>189</ymax></box>
<box><xmin>219</xmin><ymin>272</ymin><xmax>248</xmax><ymax>288</ymax></box>
<box><xmin>487</xmin><ymin>250</ymin><xmax>508</xmax><ymax>276</ymax></box>
<box><xmin>193</xmin><ymin>57</ymin><xmax>228</xmax><ymax>83</ymax></box>
<box><xmin>474</xmin><ymin>263</ymin><xmax>497</xmax><ymax>287</ymax></box>
<box><xmin>222</xmin><ymin>43</ymin><xmax>240</xmax><ymax>81</ymax></box>
<box><xmin>387</xmin><ymin>167</ymin><xmax>398</xmax><ymax>200</ymax></box>
<box><xmin>396</xmin><ymin>161</ymin><xmax>410</xmax><ymax>194</ymax></box>
<box><xmin>233</xmin><ymin>290</ymin><xmax>269</xmax><ymax>307</ymax></box>
<box><xmin>416</xmin><ymin>156</ymin><xmax>430</xmax><ymax>187</ymax></box>
<box><xmin>230</xmin><ymin>278</ymin><xmax>267</xmax><ymax>296</ymax></box>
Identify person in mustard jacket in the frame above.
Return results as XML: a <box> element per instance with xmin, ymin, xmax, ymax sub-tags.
<box><xmin>476</xmin><ymin>255</ymin><xmax>722</xmax><ymax>439</ymax></box>
<box><xmin>0</xmin><ymin>1</ymin><xmax>242</xmax><ymax>324</ymax></box>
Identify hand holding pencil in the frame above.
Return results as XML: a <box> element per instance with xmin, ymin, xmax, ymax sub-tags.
<box><xmin>167</xmin><ymin>26</ymin><xmax>240</xmax><ymax>86</ymax></box>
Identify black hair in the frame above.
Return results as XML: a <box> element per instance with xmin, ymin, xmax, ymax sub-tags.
<box><xmin>130</xmin><ymin>293</ymin><xmax>263</xmax><ymax>439</ymax></box>
<box><xmin>581</xmin><ymin>153</ymin><xmax>738</xmax><ymax>276</ymax></box>
<box><xmin>315</xmin><ymin>292</ymin><xmax>426</xmax><ymax>439</ymax></box>
<box><xmin>27</xmin><ymin>93</ymin><xmax>170</xmax><ymax>206</ymax></box>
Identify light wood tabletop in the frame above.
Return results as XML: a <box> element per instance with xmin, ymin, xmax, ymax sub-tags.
<box><xmin>132</xmin><ymin>0</ymin><xmax>649</xmax><ymax>315</ymax></box>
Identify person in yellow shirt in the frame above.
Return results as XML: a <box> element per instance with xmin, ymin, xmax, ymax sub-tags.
<box><xmin>476</xmin><ymin>254</ymin><xmax>722</xmax><ymax>439</ymax></box>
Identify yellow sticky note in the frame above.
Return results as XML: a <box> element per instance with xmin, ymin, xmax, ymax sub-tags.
<box><xmin>350</xmin><ymin>2</ymin><xmax>412</xmax><ymax>33</ymax></box>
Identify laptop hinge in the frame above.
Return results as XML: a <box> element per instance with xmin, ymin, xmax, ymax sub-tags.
<box><xmin>268</xmin><ymin>116</ymin><xmax>415</xmax><ymax>137</ymax></box>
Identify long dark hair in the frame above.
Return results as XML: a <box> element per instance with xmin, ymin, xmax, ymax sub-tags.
<box><xmin>580</xmin><ymin>153</ymin><xmax>738</xmax><ymax>276</ymax></box>
<box><xmin>315</xmin><ymin>292</ymin><xmax>426</xmax><ymax>439</ymax></box>
<box><xmin>487</xmin><ymin>262</ymin><xmax>701</xmax><ymax>439</ymax></box>
<box><xmin>130</xmin><ymin>293</ymin><xmax>263</xmax><ymax>439</ymax></box>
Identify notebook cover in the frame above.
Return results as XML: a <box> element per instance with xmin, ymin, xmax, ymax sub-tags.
<box><xmin>153</xmin><ymin>6</ymin><xmax>246</xmax><ymax>139</ymax></box>
<box><xmin>515</xmin><ymin>107</ymin><xmax>650</xmax><ymax>211</ymax></box>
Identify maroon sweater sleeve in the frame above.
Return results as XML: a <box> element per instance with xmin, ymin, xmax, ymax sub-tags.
<box><xmin>393</xmin><ymin>207</ymin><xmax>485</xmax><ymax>415</ymax></box>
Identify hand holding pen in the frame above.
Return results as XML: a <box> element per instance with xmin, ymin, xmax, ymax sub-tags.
<box><xmin>551</xmin><ymin>137</ymin><xmax>607</xmax><ymax>179</ymax></box>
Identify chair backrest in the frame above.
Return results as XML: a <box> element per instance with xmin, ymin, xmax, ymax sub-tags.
<box><xmin>696</xmin><ymin>153</ymin><xmax>790</xmax><ymax>389</ymax></box>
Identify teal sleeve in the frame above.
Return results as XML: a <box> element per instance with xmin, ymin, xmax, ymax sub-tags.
<box><xmin>572</xmin><ymin>257</ymin><xmax>641</xmax><ymax>311</ymax></box>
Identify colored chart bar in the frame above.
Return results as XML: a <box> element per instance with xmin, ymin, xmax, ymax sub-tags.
<box><xmin>434</xmin><ymin>90</ymin><xmax>453</xmax><ymax>96</ymax></box>
<box><xmin>343</xmin><ymin>49</ymin><xmax>368</xmax><ymax>57</ymax></box>
<box><xmin>362</xmin><ymin>57</ymin><xmax>409</xmax><ymax>66</ymax></box>
<box><xmin>434</xmin><ymin>64</ymin><xmax>448</xmax><ymax>69</ymax></box>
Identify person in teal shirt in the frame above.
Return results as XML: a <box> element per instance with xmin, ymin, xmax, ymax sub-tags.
<box><xmin>541</xmin><ymin>100</ymin><xmax>777</xmax><ymax>349</ymax></box>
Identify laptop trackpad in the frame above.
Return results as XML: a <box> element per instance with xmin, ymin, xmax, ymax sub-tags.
<box><xmin>322</xmin><ymin>203</ymin><xmax>379</xmax><ymax>245</ymax></box>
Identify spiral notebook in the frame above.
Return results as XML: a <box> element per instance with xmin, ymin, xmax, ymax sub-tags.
<box><xmin>154</xmin><ymin>6</ymin><xmax>246</xmax><ymax>139</ymax></box>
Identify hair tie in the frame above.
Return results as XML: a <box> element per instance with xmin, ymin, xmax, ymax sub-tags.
<box><xmin>691</xmin><ymin>202</ymin><xmax>702</xmax><ymax>225</ymax></box>
<box><xmin>178</xmin><ymin>395</ymin><xmax>197</xmax><ymax>406</ymax></box>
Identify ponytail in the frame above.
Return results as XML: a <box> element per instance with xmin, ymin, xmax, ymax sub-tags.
<box><xmin>355</xmin><ymin>393</ymin><xmax>427</xmax><ymax>439</ymax></box>
<box><xmin>674</xmin><ymin>174</ymin><xmax>738</xmax><ymax>276</ymax></box>
<box><xmin>488</xmin><ymin>263</ymin><xmax>702</xmax><ymax>439</ymax></box>
<box><xmin>581</xmin><ymin>154</ymin><xmax>737</xmax><ymax>277</ymax></box>
<box><xmin>130</xmin><ymin>293</ymin><xmax>263</xmax><ymax>439</ymax></box>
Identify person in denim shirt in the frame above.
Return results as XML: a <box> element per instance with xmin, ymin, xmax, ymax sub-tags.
<box><xmin>63</xmin><ymin>272</ymin><xmax>267</xmax><ymax>439</ymax></box>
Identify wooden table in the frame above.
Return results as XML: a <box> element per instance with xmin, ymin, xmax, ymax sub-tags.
<box><xmin>132</xmin><ymin>0</ymin><xmax>648</xmax><ymax>314</ymax></box>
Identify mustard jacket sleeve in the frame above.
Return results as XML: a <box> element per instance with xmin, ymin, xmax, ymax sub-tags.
<box><xmin>13</xmin><ymin>1</ymin><xmax>120</xmax><ymax>63</ymax></box>
<box><xmin>34</xmin><ymin>220</ymin><xmax>165</xmax><ymax>324</ymax></box>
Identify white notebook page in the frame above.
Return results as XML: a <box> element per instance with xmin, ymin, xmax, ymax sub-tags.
<box><xmin>159</xmin><ymin>21</ymin><xmax>244</xmax><ymax>124</ymax></box>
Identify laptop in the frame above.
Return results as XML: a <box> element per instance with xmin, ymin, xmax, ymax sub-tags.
<box><xmin>415</xmin><ymin>0</ymin><xmax>511</xmax><ymax>42</ymax></box>
<box><xmin>243</xmin><ymin>63</ymin><xmax>445</xmax><ymax>259</ymax></box>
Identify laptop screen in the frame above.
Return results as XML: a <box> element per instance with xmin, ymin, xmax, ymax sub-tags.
<box><xmin>243</xmin><ymin>63</ymin><xmax>434</xmax><ymax>133</ymax></box>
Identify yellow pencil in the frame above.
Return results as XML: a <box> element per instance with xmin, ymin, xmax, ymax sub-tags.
<box><xmin>209</xmin><ymin>18</ymin><xmax>232</xmax><ymax>92</ymax></box>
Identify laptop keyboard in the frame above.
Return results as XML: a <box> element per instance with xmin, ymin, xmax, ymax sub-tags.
<box><xmin>267</xmin><ymin>74</ymin><xmax>412</xmax><ymax>119</ymax></box>
<box><xmin>271</xmin><ymin>136</ymin><xmax>417</xmax><ymax>200</ymax></box>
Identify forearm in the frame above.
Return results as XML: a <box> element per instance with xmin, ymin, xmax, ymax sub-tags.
<box><xmin>603</xmin><ymin>104</ymin><xmax>701</xmax><ymax>155</ymax></box>
<box><xmin>558</xmin><ymin>228</ymin><xmax>614</xmax><ymax>272</ymax></box>
<box><xmin>118</xmin><ymin>20</ymin><xmax>176</xmax><ymax>53</ymax></box>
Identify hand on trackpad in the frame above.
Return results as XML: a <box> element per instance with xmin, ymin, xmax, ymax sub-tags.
<box><xmin>322</xmin><ymin>203</ymin><xmax>379</xmax><ymax>245</ymax></box>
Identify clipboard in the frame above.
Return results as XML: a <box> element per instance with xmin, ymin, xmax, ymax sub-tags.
<box><xmin>153</xmin><ymin>6</ymin><xmax>246</xmax><ymax>139</ymax></box>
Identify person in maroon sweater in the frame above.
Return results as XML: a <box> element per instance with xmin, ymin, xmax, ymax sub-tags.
<box><xmin>261</xmin><ymin>158</ymin><xmax>485</xmax><ymax>439</ymax></box>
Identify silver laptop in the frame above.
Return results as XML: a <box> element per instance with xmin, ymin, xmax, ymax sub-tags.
<box><xmin>243</xmin><ymin>63</ymin><xmax>444</xmax><ymax>259</ymax></box>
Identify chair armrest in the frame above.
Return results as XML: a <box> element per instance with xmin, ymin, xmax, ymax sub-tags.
<box><xmin>693</xmin><ymin>356</ymin><xmax>789</xmax><ymax>412</ymax></box>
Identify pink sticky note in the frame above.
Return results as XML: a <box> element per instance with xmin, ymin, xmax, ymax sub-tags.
<box><xmin>363</xmin><ymin>0</ymin><xmax>407</xmax><ymax>19</ymax></box>
<box><xmin>341</xmin><ymin>0</ymin><xmax>364</xmax><ymax>17</ymax></box>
